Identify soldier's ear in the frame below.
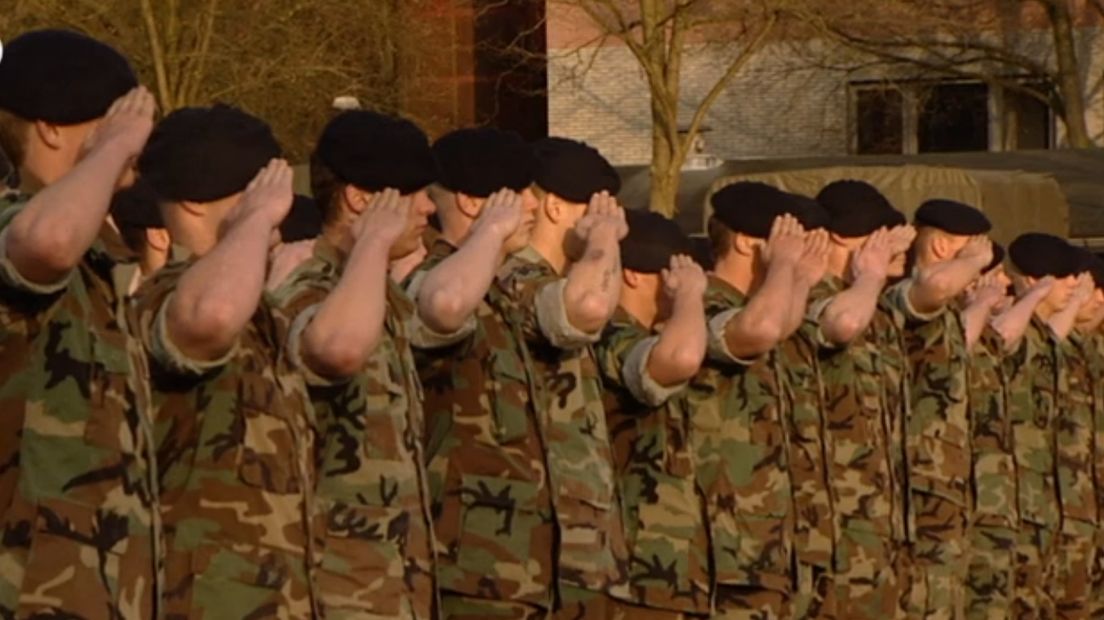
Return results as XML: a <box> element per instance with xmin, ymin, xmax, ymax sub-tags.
<box><xmin>33</xmin><ymin>120</ymin><xmax>64</xmax><ymax>150</ymax></box>
<box><xmin>623</xmin><ymin>269</ymin><xmax>641</xmax><ymax>288</ymax></box>
<box><xmin>342</xmin><ymin>184</ymin><xmax>367</xmax><ymax>215</ymax></box>
<box><xmin>456</xmin><ymin>193</ymin><xmax>483</xmax><ymax>219</ymax></box>
<box><xmin>732</xmin><ymin>233</ymin><xmax>756</xmax><ymax>257</ymax></box>
<box><xmin>544</xmin><ymin>193</ymin><xmax>564</xmax><ymax>225</ymax></box>
<box><xmin>145</xmin><ymin>227</ymin><xmax>170</xmax><ymax>252</ymax></box>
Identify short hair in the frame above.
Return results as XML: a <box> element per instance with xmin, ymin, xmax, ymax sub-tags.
<box><xmin>708</xmin><ymin>216</ymin><xmax>733</xmax><ymax>260</ymax></box>
<box><xmin>309</xmin><ymin>151</ymin><xmax>343</xmax><ymax>225</ymax></box>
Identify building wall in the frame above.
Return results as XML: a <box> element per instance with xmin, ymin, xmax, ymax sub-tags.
<box><xmin>547</xmin><ymin>17</ymin><xmax>1104</xmax><ymax>166</ymax></box>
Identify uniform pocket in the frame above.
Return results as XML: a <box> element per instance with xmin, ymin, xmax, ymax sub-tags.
<box><xmin>971</xmin><ymin>452</ymin><xmax>1017</xmax><ymax>522</ymax></box>
<box><xmin>910</xmin><ymin>434</ymin><xmax>969</xmax><ymax>506</ymax></box>
<box><xmin>455</xmin><ymin>474</ymin><xmax>544</xmax><ymax>586</ymax></box>
<box><xmin>709</xmin><ymin>504</ymin><xmax>791</xmax><ymax>592</ymax></box>
<box><xmin>237</xmin><ymin>406</ymin><xmax>300</xmax><ymax>494</ymax></box>
<box><xmin>315</xmin><ymin>501</ymin><xmax>409</xmax><ymax>616</ymax></box>
<box><xmin>188</xmin><ymin>545</ymin><xmax>312</xmax><ymax>619</ymax></box>
<box><xmin>84</xmin><ymin>339</ymin><xmax>135</xmax><ymax>453</ymax></box>
<box><xmin>490</xmin><ymin>350</ymin><xmax>532</xmax><ymax>444</ymax></box>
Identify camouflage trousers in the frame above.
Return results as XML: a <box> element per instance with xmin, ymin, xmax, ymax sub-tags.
<box><xmin>605</xmin><ymin>599</ymin><xmax>708</xmax><ymax>619</ymax></box>
<box><xmin>964</xmin><ymin>521</ymin><xmax>1016</xmax><ymax>620</ymax></box>
<box><xmin>1013</xmin><ymin>523</ymin><xmax>1057</xmax><ymax>620</ymax></box>
<box><xmin>834</xmin><ymin>527</ymin><xmax>909</xmax><ymax>620</ymax></box>
<box><xmin>711</xmin><ymin>585</ymin><xmax>790</xmax><ymax>619</ymax></box>
<box><xmin>1051</xmin><ymin>519</ymin><xmax>1096</xmax><ymax>620</ymax></box>
<box><xmin>906</xmin><ymin>493</ymin><xmax>968</xmax><ymax>620</ymax></box>
<box><xmin>793</xmin><ymin>563</ymin><xmax>837</xmax><ymax>620</ymax></box>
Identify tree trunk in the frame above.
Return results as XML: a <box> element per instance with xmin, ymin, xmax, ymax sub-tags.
<box><xmin>1046</xmin><ymin>0</ymin><xmax>1093</xmax><ymax>147</ymax></box>
<box><xmin>649</xmin><ymin>117</ymin><xmax>679</xmax><ymax>215</ymax></box>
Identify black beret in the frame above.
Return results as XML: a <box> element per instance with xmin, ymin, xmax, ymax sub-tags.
<box><xmin>433</xmin><ymin>128</ymin><xmax>534</xmax><ymax>198</ymax></box>
<box><xmin>816</xmin><ymin>180</ymin><xmax>897</xmax><ymax>238</ymax></box>
<box><xmin>621</xmin><ymin>209</ymin><xmax>690</xmax><ymax>273</ymax></box>
<box><xmin>110</xmin><ymin>179</ymin><xmax>164</xmax><ymax>230</ymax></box>
<box><xmin>1074</xmin><ymin>247</ymin><xmax>1104</xmax><ymax>290</ymax></box>
<box><xmin>985</xmin><ymin>242</ymin><xmax>1005</xmax><ymax>273</ymax></box>
<box><xmin>0</xmin><ymin>144</ymin><xmax>12</xmax><ymax>186</ymax></box>
<box><xmin>788</xmin><ymin>193</ymin><xmax>829</xmax><ymax>230</ymax></box>
<box><xmin>315</xmin><ymin>110</ymin><xmax>436</xmax><ymax>195</ymax></box>
<box><xmin>711</xmin><ymin>181</ymin><xmax>801</xmax><ymax>239</ymax></box>
<box><xmin>688</xmin><ymin>235</ymin><xmax>714</xmax><ymax>271</ymax></box>
<box><xmin>1009</xmin><ymin>233</ymin><xmax>1081</xmax><ymax>278</ymax></box>
<box><xmin>0</xmin><ymin>30</ymin><xmax>137</xmax><ymax>124</ymax></box>
<box><xmin>138</xmin><ymin>105</ymin><xmax>281</xmax><ymax>203</ymax></box>
<box><xmin>532</xmin><ymin>137</ymin><xmax>620</xmax><ymax>204</ymax></box>
<box><xmin>914</xmin><ymin>199</ymin><xmax>991</xmax><ymax>235</ymax></box>
<box><xmin>279</xmin><ymin>194</ymin><xmax>322</xmax><ymax>243</ymax></box>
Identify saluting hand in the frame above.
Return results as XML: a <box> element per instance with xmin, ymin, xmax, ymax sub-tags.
<box><xmin>226</xmin><ymin>159</ymin><xmax>294</xmax><ymax>232</ymax></box>
<box><xmin>573</xmin><ymin>191</ymin><xmax>628</xmax><ymax>243</ymax></box>
<box><xmin>957</xmin><ymin>235</ymin><xmax>994</xmax><ymax>268</ymax></box>
<box><xmin>351</xmin><ymin>188</ymin><xmax>410</xmax><ymax>248</ymax></box>
<box><xmin>851</xmin><ymin>227</ymin><xmax>893</xmax><ymax>282</ymax></box>
<box><xmin>796</xmin><ymin>228</ymin><xmax>831</xmax><ymax>285</ymax></box>
<box><xmin>82</xmin><ymin>86</ymin><xmax>157</xmax><ymax>162</ymax></box>
<box><xmin>762</xmin><ymin>214</ymin><xmax>805</xmax><ymax>266</ymax></box>
<box><xmin>662</xmin><ymin>254</ymin><xmax>707</xmax><ymax>302</ymax></box>
<box><xmin>473</xmin><ymin>188</ymin><xmax>524</xmax><ymax>241</ymax></box>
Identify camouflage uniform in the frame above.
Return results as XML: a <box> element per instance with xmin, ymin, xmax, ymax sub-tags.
<box><xmin>964</xmin><ymin>325</ymin><xmax>1017</xmax><ymax>620</ymax></box>
<box><xmin>498</xmin><ymin>247</ymin><xmax>629</xmax><ymax>618</ymax></box>
<box><xmin>689</xmin><ymin>276</ymin><xmax>793</xmax><ymax>619</ymax></box>
<box><xmin>809</xmin><ymin>276</ymin><xmax>911</xmax><ymax>620</ymax></box>
<box><xmin>889</xmin><ymin>280</ymin><xmax>971</xmax><ymax>620</ymax></box>
<box><xmin>0</xmin><ymin>197</ymin><xmax>160</xmax><ymax>618</ymax></box>
<box><xmin>407</xmin><ymin>239</ymin><xmax>557</xmax><ymax>619</ymax></box>
<box><xmin>1005</xmin><ymin>317</ymin><xmax>1060</xmax><ymax>619</ymax></box>
<box><xmin>1053</xmin><ymin>332</ymin><xmax>1098</xmax><ymax>619</ymax></box>
<box><xmin>594</xmin><ymin>308</ymin><xmax>709</xmax><ymax>618</ymax></box>
<box><xmin>275</xmin><ymin>238</ymin><xmax>465</xmax><ymax>619</ymax></box>
<box><xmin>1088</xmin><ymin>333</ymin><xmax>1104</xmax><ymax>618</ymax></box>
<box><xmin>782</xmin><ymin>318</ymin><xmax>837</xmax><ymax>620</ymax></box>
<box><xmin>131</xmin><ymin>246</ymin><xmax>318</xmax><ymax>619</ymax></box>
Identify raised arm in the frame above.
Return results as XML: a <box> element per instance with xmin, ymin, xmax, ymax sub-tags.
<box><xmin>1047</xmin><ymin>273</ymin><xmax>1093</xmax><ymax>341</ymax></box>
<box><xmin>166</xmin><ymin>159</ymin><xmax>293</xmax><ymax>362</ymax></box>
<box><xmin>5</xmin><ymin>87</ymin><xmax>155</xmax><ymax>284</ymax></box>
<box><xmin>908</xmin><ymin>235</ymin><xmax>992</xmax><ymax>315</ymax></box>
<box><xmin>817</xmin><ymin>229</ymin><xmax>893</xmax><ymax>346</ymax></box>
<box><xmin>416</xmin><ymin>189</ymin><xmax>522</xmax><ymax>333</ymax></box>
<box><xmin>647</xmin><ymin>255</ymin><xmax>708</xmax><ymax>386</ymax></box>
<box><xmin>721</xmin><ymin>214</ymin><xmax>804</xmax><ymax>359</ymax></box>
<box><xmin>562</xmin><ymin>191</ymin><xmax>628</xmax><ymax>334</ymax></box>
<box><xmin>299</xmin><ymin>189</ymin><xmax>408</xmax><ymax>379</ymax></box>
<box><xmin>961</xmin><ymin>271</ymin><xmax>1008</xmax><ymax>350</ymax></box>
<box><xmin>786</xmin><ymin>228</ymin><xmax>831</xmax><ymax>336</ymax></box>
<box><xmin>991</xmin><ymin>276</ymin><xmax>1054</xmax><ymax>352</ymax></box>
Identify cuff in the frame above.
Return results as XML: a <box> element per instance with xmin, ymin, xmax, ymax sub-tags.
<box><xmin>623</xmin><ymin>336</ymin><xmax>686</xmax><ymax>407</ymax></box>
<box><xmin>806</xmin><ymin>295</ymin><xmax>844</xmax><ymax>350</ymax></box>
<box><xmin>706</xmin><ymin>308</ymin><xmax>756</xmax><ymax>365</ymax></box>
<box><xmin>406</xmin><ymin>269</ymin><xmax>476</xmax><ymax>350</ymax></box>
<box><xmin>0</xmin><ymin>226</ymin><xmax>72</xmax><ymax>295</ymax></box>
<box><xmin>536</xmin><ymin>279</ymin><xmax>601</xmax><ymax>349</ymax></box>
<box><xmin>893</xmin><ymin>278</ymin><xmax>944</xmax><ymax>322</ymax></box>
<box><xmin>152</xmin><ymin>296</ymin><xmax>236</xmax><ymax>375</ymax></box>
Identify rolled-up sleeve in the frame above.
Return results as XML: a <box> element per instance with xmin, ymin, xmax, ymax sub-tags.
<box><xmin>150</xmin><ymin>294</ymin><xmax>236</xmax><ymax>376</ymax></box>
<box><xmin>623</xmin><ymin>336</ymin><xmax>686</xmax><ymax>407</ymax></box>
<box><xmin>706</xmin><ymin>308</ymin><xmax>756</xmax><ymax>365</ymax></box>
<box><xmin>0</xmin><ymin>225</ymin><xmax>71</xmax><ymax>295</ymax></box>
<box><xmin>405</xmin><ymin>268</ymin><xmax>476</xmax><ymax>349</ymax></box>
<box><xmin>890</xmin><ymin>278</ymin><xmax>944</xmax><ymax>323</ymax></box>
<box><xmin>535</xmin><ymin>279</ymin><xmax>601</xmax><ymax>348</ymax></box>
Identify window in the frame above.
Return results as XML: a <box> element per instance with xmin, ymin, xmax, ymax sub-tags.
<box><xmin>856</xmin><ymin>88</ymin><xmax>904</xmax><ymax>154</ymax></box>
<box><xmin>917</xmin><ymin>83</ymin><xmax>989</xmax><ymax>152</ymax></box>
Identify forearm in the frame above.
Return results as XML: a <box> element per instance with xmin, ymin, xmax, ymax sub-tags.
<box><xmin>563</xmin><ymin>228</ymin><xmax>621</xmax><ymax>332</ymax></box>
<box><xmin>1046</xmin><ymin>301</ymin><xmax>1080</xmax><ymax>341</ymax></box>
<box><xmin>820</xmin><ymin>274</ymin><xmax>887</xmax><ymax>345</ymax></box>
<box><xmin>992</xmin><ymin>292</ymin><xmax>1046</xmax><ymax>352</ymax></box>
<box><xmin>417</xmin><ymin>226</ymin><xmax>504</xmax><ymax>333</ymax></box>
<box><xmin>962</xmin><ymin>300</ymin><xmax>1001</xmax><ymax>350</ymax></box>
<box><xmin>6</xmin><ymin>144</ymin><xmax>130</xmax><ymax>280</ymax></box>
<box><xmin>723</xmin><ymin>261</ymin><xmax>795</xmax><ymax>356</ymax></box>
<box><xmin>647</xmin><ymin>296</ymin><xmax>707</xmax><ymax>386</ymax></box>
<box><xmin>300</xmin><ymin>240</ymin><xmax>391</xmax><ymax>378</ymax></box>
<box><xmin>909</xmin><ymin>256</ymin><xmax>987</xmax><ymax>314</ymax></box>
<box><xmin>167</xmin><ymin>214</ymin><xmax>272</xmax><ymax>360</ymax></box>
<box><xmin>784</xmin><ymin>277</ymin><xmax>817</xmax><ymax>336</ymax></box>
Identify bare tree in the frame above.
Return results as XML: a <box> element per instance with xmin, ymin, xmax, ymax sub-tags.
<box><xmin>0</xmin><ymin>0</ymin><xmax>438</xmax><ymax>159</ymax></box>
<box><xmin>802</xmin><ymin>0</ymin><xmax>1099</xmax><ymax>148</ymax></box>
<box><xmin>550</xmin><ymin>0</ymin><xmax>779</xmax><ymax>215</ymax></box>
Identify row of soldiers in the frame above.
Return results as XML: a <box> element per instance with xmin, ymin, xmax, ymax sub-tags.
<box><xmin>1</xmin><ymin>28</ymin><xmax>1102</xmax><ymax>620</ymax></box>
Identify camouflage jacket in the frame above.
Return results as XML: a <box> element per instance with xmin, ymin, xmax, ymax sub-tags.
<box><xmin>967</xmin><ymin>325</ymin><xmax>1019</xmax><ymax>530</ymax></box>
<box><xmin>892</xmin><ymin>282</ymin><xmax>971</xmax><ymax>513</ymax></box>
<box><xmin>782</xmin><ymin>317</ymin><xmax>834</xmax><ymax>570</ymax></box>
<box><xmin>1088</xmin><ymin>333</ymin><xmax>1104</xmax><ymax>521</ymax></box>
<box><xmin>595</xmin><ymin>308</ymin><xmax>709</xmax><ymax>613</ymax></box>
<box><xmin>407</xmin><ymin>239</ymin><xmax>557</xmax><ymax>609</ymax></box>
<box><xmin>274</xmin><ymin>238</ymin><xmax>452</xmax><ymax>619</ymax></box>
<box><xmin>688</xmin><ymin>275</ymin><xmax>792</xmax><ymax>594</ymax></box>
<box><xmin>131</xmin><ymin>246</ymin><xmax>318</xmax><ymax>619</ymax></box>
<box><xmin>1055</xmin><ymin>331</ymin><xmax>1099</xmax><ymax>528</ymax></box>
<box><xmin>0</xmin><ymin>196</ymin><xmax>159</xmax><ymax>618</ymax></box>
<box><xmin>1005</xmin><ymin>317</ymin><xmax>1060</xmax><ymax>533</ymax></box>
<box><xmin>811</xmin><ymin>276</ymin><xmax>910</xmax><ymax>552</ymax></box>
<box><xmin>498</xmin><ymin>246</ymin><xmax>628</xmax><ymax>598</ymax></box>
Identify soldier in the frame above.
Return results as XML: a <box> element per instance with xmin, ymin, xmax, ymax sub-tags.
<box><xmin>810</xmin><ymin>180</ymin><xmax>915</xmax><ymax>620</ymax></box>
<box><xmin>130</xmin><ymin>106</ymin><xmax>316</xmax><ymax>617</ymax></box>
<box><xmin>266</xmin><ymin>194</ymin><xmax>322</xmax><ymax>291</ymax></box>
<box><xmin>499</xmin><ymin>136</ymin><xmax>629</xmax><ymax>618</ymax></box>
<box><xmin>275</xmin><ymin>111</ymin><xmax>501</xmax><ymax>618</ymax></box>
<box><xmin>0</xmin><ymin>30</ymin><xmax>160</xmax><ymax>617</ymax></box>
<box><xmin>693</xmin><ymin>182</ymin><xmax>827</xmax><ymax>618</ymax></box>
<box><xmin>1005</xmin><ymin>232</ymin><xmax>1083</xmax><ymax>619</ymax></box>
<box><xmin>892</xmin><ymin>199</ymin><xmax>995</xmax><ymax>620</ymax></box>
<box><xmin>959</xmin><ymin>245</ymin><xmax>1055</xmax><ymax>620</ymax></box>
<box><xmin>1084</xmin><ymin>257</ymin><xmax>1104</xmax><ymax>618</ymax></box>
<box><xmin>1045</xmin><ymin>249</ymin><xmax>1101</xmax><ymax>620</ymax></box>
<box><xmin>777</xmin><ymin>194</ymin><xmax>836</xmax><ymax>620</ymax></box>
<box><xmin>109</xmin><ymin>179</ymin><xmax>170</xmax><ymax>289</ymax></box>
<box><xmin>413</xmin><ymin>127</ymin><xmax>559</xmax><ymax>620</ymax></box>
<box><xmin>595</xmin><ymin>209</ymin><xmax>710</xmax><ymax>619</ymax></box>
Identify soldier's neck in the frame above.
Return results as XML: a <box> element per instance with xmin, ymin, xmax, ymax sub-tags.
<box><xmin>712</xmin><ymin>253</ymin><xmax>755</xmax><ymax>296</ymax></box>
<box><xmin>619</xmin><ymin>292</ymin><xmax>657</xmax><ymax>330</ymax></box>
